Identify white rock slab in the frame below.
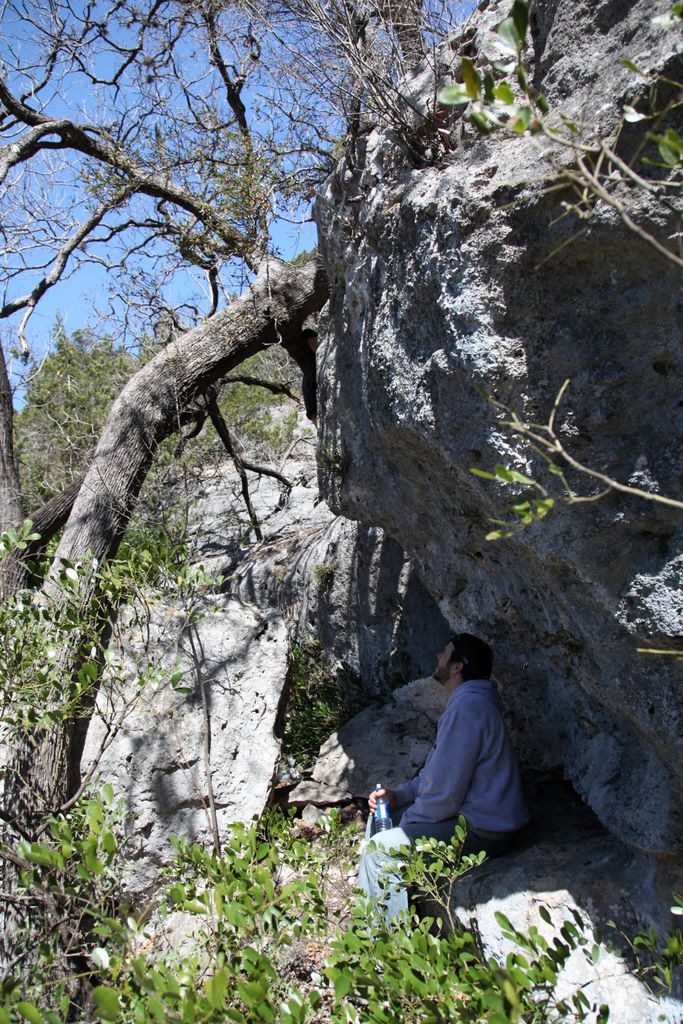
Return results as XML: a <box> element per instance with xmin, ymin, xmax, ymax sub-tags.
<box><xmin>84</xmin><ymin>595</ymin><xmax>288</xmax><ymax>893</ymax></box>
<box><xmin>288</xmin><ymin>781</ymin><xmax>352</xmax><ymax>807</ymax></box>
<box><xmin>444</xmin><ymin>836</ymin><xmax>682</xmax><ymax>1024</ymax></box>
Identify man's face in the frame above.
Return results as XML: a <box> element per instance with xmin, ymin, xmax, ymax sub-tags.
<box><xmin>433</xmin><ymin>641</ymin><xmax>455</xmax><ymax>684</ymax></box>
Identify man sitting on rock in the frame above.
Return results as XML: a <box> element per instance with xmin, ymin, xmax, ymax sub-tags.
<box><xmin>358</xmin><ymin>632</ymin><xmax>528</xmax><ymax>920</ymax></box>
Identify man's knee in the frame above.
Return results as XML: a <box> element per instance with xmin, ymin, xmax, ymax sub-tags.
<box><xmin>365</xmin><ymin>827</ymin><xmax>411</xmax><ymax>858</ymax></box>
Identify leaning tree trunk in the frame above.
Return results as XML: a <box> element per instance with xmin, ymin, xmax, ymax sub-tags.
<box><xmin>0</xmin><ymin>256</ymin><xmax>327</xmax><ymax>968</ymax></box>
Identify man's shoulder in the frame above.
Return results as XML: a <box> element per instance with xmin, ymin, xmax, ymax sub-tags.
<box><xmin>451</xmin><ymin>681</ymin><xmax>502</xmax><ymax>713</ymax></box>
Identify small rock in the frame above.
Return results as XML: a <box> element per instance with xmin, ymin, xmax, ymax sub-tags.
<box><xmin>288</xmin><ymin>781</ymin><xmax>352</xmax><ymax>808</ymax></box>
<box><xmin>301</xmin><ymin>804</ymin><xmax>325</xmax><ymax>826</ymax></box>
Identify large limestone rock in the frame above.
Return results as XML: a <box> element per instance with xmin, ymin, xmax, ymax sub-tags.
<box><xmin>83</xmin><ymin>417</ymin><xmax>453</xmax><ymax>889</ymax></box>
<box><xmin>442</xmin><ymin>835</ymin><xmax>682</xmax><ymax>1024</ymax></box>
<box><xmin>196</xmin><ymin>424</ymin><xmax>451</xmax><ymax>696</ymax></box>
<box><xmin>315</xmin><ymin>0</ymin><xmax>683</xmax><ymax>865</ymax></box>
<box><xmin>84</xmin><ymin>596</ymin><xmax>289</xmax><ymax>893</ymax></box>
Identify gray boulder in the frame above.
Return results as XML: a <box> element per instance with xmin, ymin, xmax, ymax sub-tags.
<box><xmin>443</xmin><ymin>834</ymin><xmax>682</xmax><ymax>1024</ymax></box>
<box><xmin>315</xmin><ymin>0</ymin><xmax>683</xmax><ymax>861</ymax></box>
<box><xmin>312</xmin><ymin>676</ymin><xmax>447</xmax><ymax>796</ymax></box>
<box><xmin>84</xmin><ymin>596</ymin><xmax>288</xmax><ymax>893</ymax></box>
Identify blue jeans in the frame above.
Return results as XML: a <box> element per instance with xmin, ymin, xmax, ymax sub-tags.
<box><xmin>357</xmin><ymin>804</ymin><xmax>515</xmax><ymax>921</ymax></box>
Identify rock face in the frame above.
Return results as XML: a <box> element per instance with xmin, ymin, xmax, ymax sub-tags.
<box><xmin>210</xmin><ymin>439</ymin><xmax>451</xmax><ymax>696</ymax></box>
<box><xmin>84</xmin><ymin>595</ymin><xmax>289</xmax><ymax>893</ymax></box>
<box><xmin>84</xmin><ymin>420</ymin><xmax>452</xmax><ymax>890</ymax></box>
<box><xmin>315</xmin><ymin>0</ymin><xmax>683</xmax><ymax>865</ymax></box>
<box><xmin>439</xmin><ymin>834</ymin><xmax>683</xmax><ymax>1024</ymax></box>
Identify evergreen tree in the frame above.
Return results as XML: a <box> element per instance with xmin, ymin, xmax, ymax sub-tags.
<box><xmin>14</xmin><ymin>325</ymin><xmax>137</xmax><ymax>510</ymax></box>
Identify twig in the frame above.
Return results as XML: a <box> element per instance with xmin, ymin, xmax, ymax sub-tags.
<box><xmin>205</xmin><ymin>392</ymin><xmax>263</xmax><ymax>541</ymax></box>
<box><xmin>492</xmin><ymin>380</ymin><xmax>683</xmax><ymax>512</ymax></box>
<box><xmin>187</xmin><ymin>625</ymin><xmax>222</xmax><ymax>856</ymax></box>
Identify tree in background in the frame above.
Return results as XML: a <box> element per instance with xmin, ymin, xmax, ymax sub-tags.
<box><xmin>15</xmin><ymin>327</ymin><xmax>137</xmax><ymax>510</ymax></box>
<box><xmin>0</xmin><ymin>0</ymin><xmax>333</xmax><ymax>977</ymax></box>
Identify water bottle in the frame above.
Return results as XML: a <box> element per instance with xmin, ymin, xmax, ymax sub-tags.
<box><xmin>374</xmin><ymin>783</ymin><xmax>393</xmax><ymax>832</ymax></box>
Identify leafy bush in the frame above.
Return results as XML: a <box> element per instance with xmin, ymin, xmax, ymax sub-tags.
<box><xmin>3</xmin><ymin>799</ymin><xmax>682</xmax><ymax>1024</ymax></box>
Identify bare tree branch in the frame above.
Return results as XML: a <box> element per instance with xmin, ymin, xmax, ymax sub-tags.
<box><xmin>0</xmin><ymin>78</ymin><xmax>251</xmax><ymax>263</ymax></box>
<box><xmin>205</xmin><ymin>388</ymin><xmax>263</xmax><ymax>542</ymax></box>
<box><xmin>223</xmin><ymin>373</ymin><xmax>299</xmax><ymax>401</ymax></box>
<box><xmin>0</xmin><ymin>185</ymin><xmax>135</xmax><ymax>351</ymax></box>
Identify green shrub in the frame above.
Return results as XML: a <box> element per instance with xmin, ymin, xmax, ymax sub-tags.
<box><xmin>3</xmin><ymin>802</ymin><xmax>682</xmax><ymax>1024</ymax></box>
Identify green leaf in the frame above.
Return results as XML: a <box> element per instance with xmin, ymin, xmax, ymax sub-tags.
<box><xmin>497</xmin><ymin>17</ymin><xmax>521</xmax><ymax>54</ymax></box>
<box><xmin>17</xmin><ymin>1004</ymin><xmax>43</xmax><ymax>1024</ymax></box>
<box><xmin>493</xmin><ymin>82</ymin><xmax>515</xmax><ymax>105</ymax></box>
<box><xmin>511</xmin><ymin>0</ymin><xmax>529</xmax><ymax>42</ymax></box>
<box><xmin>102</xmin><ymin>830</ymin><xmax>117</xmax><ymax>855</ymax></box>
<box><xmin>503</xmin><ymin>977</ymin><xmax>521</xmax><ymax>1007</ymax></box>
<box><xmin>510</xmin><ymin>468</ymin><xmax>536</xmax><ymax>485</ymax></box>
<box><xmin>512</xmin><ymin>105</ymin><xmax>532</xmax><ymax>133</ymax></box>
<box><xmin>461</xmin><ymin>57</ymin><xmax>481</xmax><ymax>100</ymax></box>
<box><xmin>536</xmin><ymin>92</ymin><xmax>549</xmax><ymax>114</ymax></box>
<box><xmin>469</xmin><ymin>468</ymin><xmax>496</xmax><ymax>480</ymax></box>
<box><xmin>328</xmin><ymin>968</ymin><xmax>352</xmax><ymax>1000</ymax></box>
<box><xmin>169</xmin><ymin>883</ymin><xmax>186</xmax><ymax>904</ymax></box>
<box><xmin>652</xmin><ymin>129</ymin><xmax>683</xmax><ymax>166</ymax></box>
<box><xmin>183</xmin><ymin>900</ymin><xmax>208</xmax><ymax>914</ymax></box>
<box><xmin>438</xmin><ymin>84</ymin><xmax>470</xmax><ymax>105</ymax></box>
<box><xmin>205</xmin><ymin>970</ymin><xmax>228</xmax><ymax>1008</ymax></box>
<box><xmin>470</xmin><ymin>110</ymin><xmax>491</xmax><ymax>134</ymax></box>
<box><xmin>658</xmin><ymin>143</ymin><xmax>681</xmax><ymax>166</ymax></box>
<box><xmin>237</xmin><ymin>979</ymin><xmax>269</xmax><ymax>1007</ymax></box>
<box><xmin>620</xmin><ymin>58</ymin><xmax>647</xmax><ymax>75</ymax></box>
<box><xmin>93</xmin><ymin>986</ymin><xmax>120</xmax><ymax>1021</ymax></box>
<box><xmin>534</xmin><ymin>498</ymin><xmax>554</xmax><ymax>517</ymax></box>
<box><xmin>146</xmin><ymin>997</ymin><xmax>166</xmax><ymax>1021</ymax></box>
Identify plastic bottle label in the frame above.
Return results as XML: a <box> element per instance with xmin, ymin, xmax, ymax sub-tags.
<box><xmin>375</xmin><ymin>802</ymin><xmax>390</xmax><ymax>821</ymax></box>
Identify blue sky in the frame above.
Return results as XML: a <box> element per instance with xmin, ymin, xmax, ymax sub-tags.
<box><xmin>8</xmin><ymin>214</ymin><xmax>319</xmax><ymax>355</ymax></box>
<box><xmin>2</xmin><ymin>0</ymin><xmax>478</xmax><ymax>392</ymax></box>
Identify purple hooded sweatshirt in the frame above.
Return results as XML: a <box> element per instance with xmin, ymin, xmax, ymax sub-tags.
<box><xmin>393</xmin><ymin>678</ymin><xmax>529</xmax><ymax>833</ymax></box>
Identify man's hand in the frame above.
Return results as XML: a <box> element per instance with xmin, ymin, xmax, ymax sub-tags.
<box><xmin>368</xmin><ymin>787</ymin><xmax>397</xmax><ymax>813</ymax></box>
